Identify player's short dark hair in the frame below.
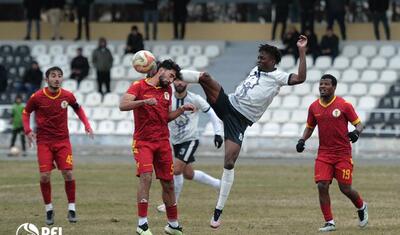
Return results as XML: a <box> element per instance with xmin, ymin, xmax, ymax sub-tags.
<box><xmin>131</xmin><ymin>25</ymin><xmax>138</xmax><ymax>31</ymax></box>
<box><xmin>45</xmin><ymin>66</ymin><xmax>63</xmax><ymax>78</ymax></box>
<box><xmin>158</xmin><ymin>59</ymin><xmax>182</xmax><ymax>80</ymax></box>
<box><xmin>259</xmin><ymin>44</ymin><xmax>282</xmax><ymax>64</ymax></box>
<box><xmin>321</xmin><ymin>74</ymin><xmax>337</xmax><ymax>86</ymax></box>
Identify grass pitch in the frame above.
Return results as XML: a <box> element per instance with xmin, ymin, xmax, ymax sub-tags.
<box><xmin>1</xmin><ymin>158</ymin><xmax>399</xmax><ymax>235</ymax></box>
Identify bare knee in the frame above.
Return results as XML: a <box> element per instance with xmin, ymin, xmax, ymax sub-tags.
<box><xmin>199</xmin><ymin>72</ymin><xmax>213</xmax><ymax>84</ymax></box>
<box><xmin>317</xmin><ymin>182</ymin><xmax>330</xmax><ymax>192</ymax></box>
<box><xmin>183</xmin><ymin>171</ymin><xmax>193</xmax><ymax>180</ymax></box>
<box><xmin>140</xmin><ymin>173</ymin><xmax>152</xmax><ymax>184</ymax></box>
<box><xmin>62</xmin><ymin>170</ymin><xmax>74</xmax><ymax>181</ymax></box>
<box><xmin>40</xmin><ymin>172</ymin><xmax>51</xmax><ymax>183</ymax></box>
<box><xmin>161</xmin><ymin>180</ymin><xmax>174</xmax><ymax>193</ymax></box>
<box><xmin>339</xmin><ymin>184</ymin><xmax>352</xmax><ymax>195</ymax></box>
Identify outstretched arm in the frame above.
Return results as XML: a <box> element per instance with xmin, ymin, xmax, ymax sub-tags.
<box><xmin>288</xmin><ymin>35</ymin><xmax>308</xmax><ymax>85</ymax></box>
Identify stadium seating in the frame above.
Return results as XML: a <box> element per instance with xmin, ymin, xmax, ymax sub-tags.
<box><xmin>1</xmin><ymin>41</ymin><xmax>399</xmax><ymax>138</ymax></box>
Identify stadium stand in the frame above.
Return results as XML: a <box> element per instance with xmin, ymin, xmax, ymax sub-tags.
<box><xmin>0</xmin><ymin>40</ymin><xmax>400</xmax><ymax>140</ymax></box>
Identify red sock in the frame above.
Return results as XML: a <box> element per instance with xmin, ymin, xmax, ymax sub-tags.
<box><xmin>40</xmin><ymin>181</ymin><xmax>52</xmax><ymax>204</ymax></box>
<box><xmin>65</xmin><ymin>180</ymin><xmax>76</xmax><ymax>203</ymax></box>
<box><xmin>320</xmin><ymin>202</ymin><xmax>333</xmax><ymax>221</ymax></box>
<box><xmin>138</xmin><ymin>202</ymin><xmax>148</xmax><ymax>217</ymax></box>
<box><xmin>166</xmin><ymin>204</ymin><xmax>178</xmax><ymax>221</ymax></box>
<box><xmin>353</xmin><ymin>195</ymin><xmax>364</xmax><ymax>209</ymax></box>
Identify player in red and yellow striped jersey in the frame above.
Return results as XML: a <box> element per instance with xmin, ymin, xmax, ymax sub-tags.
<box><xmin>22</xmin><ymin>66</ymin><xmax>93</xmax><ymax>225</ymax></box>
<box><xmin>297</xmin><ymin>74</ymin><xmax>368</xmax><ymax>232</ymax></box>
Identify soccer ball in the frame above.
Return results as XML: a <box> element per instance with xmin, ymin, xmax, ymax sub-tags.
<box><xmin>131</xmin><ymin>50</ymin><xmax>156</xmax><ymax>73</ymax></box>
<box><xmin>9</xmin><ymin>146</ymin><xmax>20</xmax><ymax>156</ymax></box>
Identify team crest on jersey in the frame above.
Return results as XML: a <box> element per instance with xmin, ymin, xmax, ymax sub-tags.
<box><xmin>332</xmin><ymin>109</ymin><xmax>341</xmax><ymax>118</ymax></box>
<box><xmin>164</xmin><ymin>92</ymin><xmax>170</xmax><ymax>100</ymax></box>
<box><xmin>237</xmin><ymin>71</ymin><xmax>260</xmax><ymax>98</ymax></box>
<box><xmin>61</xmin><ymin>100</ymin><xmax>69</xmax><ymax>109</ymax></box>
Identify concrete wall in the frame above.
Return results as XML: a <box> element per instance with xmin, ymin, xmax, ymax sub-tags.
<box><xmin>1</xmin><ymin>22</ymin><xmax>400</xmax><ymax>41</ymax></box>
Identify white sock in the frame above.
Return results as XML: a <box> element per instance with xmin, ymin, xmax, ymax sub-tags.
<box><xmin>216</xmin><ymin>168</ymin><xmax>234</xmax><ymax>210</ymax></box>
<box><xmin>138</xmin><ymin>217</ymin><xmax>148</xmax><ymax>226</ymax></box>
<box><xmin>193</xmin><ymin>170</ymin><xmax>221</xmax><ymax>189</ymax></box>
<box><xmin>359</xmin><ymin>201</ymin><xmax>366</xmax><ymax>210</ymax></box>
<box><xmin>327</xmin><ymin>220</ymin><xmax>335</xmax><ymax>225</ymax></box>
<box><xmin>173</xmin><ymin>174</ymin><xmax>184</xmax><ymax>203</ymax></box>
<box><xmin>181</xmin><ymin>70</ymin><xmax>200</xmax><ymax>83</ymax></box>
<box><xmin>45</xmin><ymin>203</ymin><xmax>53</xmax><ymax>212</ymax></box>
<box><xmin>68</xmin><ymin>203</ymin><xmax>76</xmax><ymax>211</ymax></box>
<box><xmin>168</xmin><ymin>220</ymin><xmax>179</xmax><ymax>228</ymax></box>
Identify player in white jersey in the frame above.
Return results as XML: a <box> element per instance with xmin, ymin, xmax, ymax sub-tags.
<box><xmin>179</xmin><ymin>35</ymin><xmax>308</xmax><ymax>228</ymax></box>
<box><xmin>157</xmin><ymin>79</ymin><xmax>224</xmax><ymax>213</ymax></box>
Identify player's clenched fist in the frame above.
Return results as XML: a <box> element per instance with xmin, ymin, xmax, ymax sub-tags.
<box><xmin>144</xmin><ymin>97</ymin><xmax>157</xmax><ymax>105</ymax></box>
<box><xmin>214</xmin><ymin>135</ymin><xmax>223</xmax><ymax>149</ymax></box>
<box><xmin>180</xmin><ymin>103</ymin><xmax>196</xmax><ymax>112</ymax></box>
<box><xmin>296</xmin><ymin>139</ymin><xmax>305</xmax><ymax>153</ymax></box>
<box><xmin>348</xmin><ymin>130</ymin><xmax>360</xmax><ymax>143</ymax></box>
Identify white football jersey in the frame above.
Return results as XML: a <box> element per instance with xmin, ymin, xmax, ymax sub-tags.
<box><xmin>229</xmin><ymin>66</ymin><xmax>290</xmax><ymax>123</ymax></box>
<box><xmin>169</xmin><ymin>91</ymin><xmax>212</xmax><ymax>145</ymax></box>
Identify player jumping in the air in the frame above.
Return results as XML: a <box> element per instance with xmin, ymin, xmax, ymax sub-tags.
<box><xmin>179</xmin><ymin>35</ymin><xmax>308</xmax><ymax>228</ymax></box>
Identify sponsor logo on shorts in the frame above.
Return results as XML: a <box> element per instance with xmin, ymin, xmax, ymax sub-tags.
<box><xmin>61</xmin><ymin>100</ymin><xmax>69</xmax><ymax>109</ymax></box>
<box><xmin>16</xmin><ymin>223</ymin><xmax>62</xmax><ymax>235</ymax></box>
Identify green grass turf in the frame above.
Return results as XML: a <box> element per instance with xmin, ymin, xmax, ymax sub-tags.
<box><xmin>1</xmin><ymin>159</ymin><xmax>399</xmax><ymax>235</ymax></box>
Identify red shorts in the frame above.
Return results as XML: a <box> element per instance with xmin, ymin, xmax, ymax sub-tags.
<box><xmin>37</xmin><ymin>140</ymin><xmax>73</xmax><ymax>172</ymax></box>
<box><xmin>132</xmin><ymin>139</ymin><xmax>173</xmax><ymax>181</ymax></box>
<box><xmin>314</xmin><ymin>156</ymin><xmax>354</xmax><ymax>185</ymax></box>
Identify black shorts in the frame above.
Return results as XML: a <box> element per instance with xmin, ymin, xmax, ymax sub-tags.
<box><xmin>173</xmin><ymin>140</ymin><xmax>199</xmax><ymax>164</ymax></box>
<box><xmin>209</xmin><ymin>88</ymin><xmax>252</xmax><ymax>146</ymax></box>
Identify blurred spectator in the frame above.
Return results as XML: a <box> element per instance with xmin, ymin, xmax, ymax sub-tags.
<box><xmin>289</xmin><ymin>0</ymin><xmax>300</xmax><ymax>23</ymax></box>
<box><xmin>45</xmin><ymin>0</ymin><xmax>65</xmax><ymax>40</ymax></box>
<box><xmin>92</xmin><ymin>37</ymin><xmax>113</xmax><ymax>95</ymax></box>
<box><xmin>369</xmin><ymin>0</ymin><xmax>391</xmax><ymax>40</ymax></box>
<box><xmin>299</xmin><ymin>0</ymin><xmax>316</xmax><ymax>33</ymax></box>
<box><xmin>304</xmin><ymin>29</ymin><xmax>319</xmax><ymax>61</ymax></box>
<box><xmin>70</xmin><ymin>48</ymin><xmax>90</xmax><ymax>86</ymax></box>
<box><xmin>141</xmin><ymin>0</ymin><xmax>159</xmax><ymax>40</ymax></box>
<box><xmin>23</xmin><ymin>0</ymin><xmax>42</xmax><ymax>40</ymax></box>
<box><xmin>125</xmin><ymin>25</ymin><xmax>144</xmax><ymax>54</ymax></box>
<box><xmin>392</xmin><ymin>0</ymin><xmax>400</xmax><ymax>22</ymax></box>
<box><xmin>0</xmin><ymin>65</ymin><xmax>7</xmax><ymax>93</ymax></box>
<box><xmin>320</xmin><ymin>28</ymin><xmax>339</xmax><ymax>60</ymax></box>
<box><xmin>22</xmin><ymin>61</ymin><xmax>43</xmax><ymax>96</ymax></box>
<box><xmin>171</xmin><ymin>0</ymin><xmax>190</xmax><ymax>40</ymax></box>
<box><xmin>73</xmin><ymin>0</ymin><xmax>93</xmax><ymax>41</ymax></box>
<box><xmin>9</xmin><ymin>95</ymin><xmax>26</xmax><ymax>157</ymax></box>
<box><xmin>281</xmin><ymin>25</ymin><xmax>300</xmax><ymax>59</ymax></box>
<box><xmin>325</xmin><ymin>0</ymin><xmax>348</xmax><ymax>40</ymax></box>
<box><xmin>271</xmin><ymin>0</ymin><xmax>291</xmax><ymax>41</ymax></box>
